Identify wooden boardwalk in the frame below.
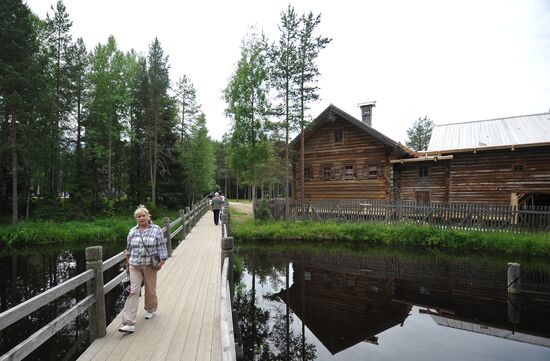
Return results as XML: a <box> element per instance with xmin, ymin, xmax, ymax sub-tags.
<box><xmin>78</xmin><ymin>213</ymin><xmax>222</xmax><ymax>361</ymax></box>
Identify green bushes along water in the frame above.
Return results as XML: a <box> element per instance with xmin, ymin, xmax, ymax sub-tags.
<box><xmin>0</xmin><ymin>218</ymin><xmax>134</xmax><ymax>246</ymax></box>
<box><xmin>231</xmin><ymin>220</ymin><xmax>550</xmax><ymax>256</ymax></box>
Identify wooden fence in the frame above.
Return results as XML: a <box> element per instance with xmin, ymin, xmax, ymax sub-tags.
<box><xmin>0</xmin><ymin>198</ymin><xmax>210</xmax><ymax>361</ymax></box>
<box><xmin>262</xmin><ymin>199</ymin><xmax>550</xmax><ymax>232</ymax></box>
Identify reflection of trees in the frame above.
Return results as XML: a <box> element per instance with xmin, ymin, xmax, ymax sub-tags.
<box><xmin>234</xmin><ymin>254</ymin><xmax>317</xmax><ymax>361</ymax></box>
<box><xmin>0</xmin><ymin>244</ymin><xmax>124</xmax><ymax>360</ymax></box>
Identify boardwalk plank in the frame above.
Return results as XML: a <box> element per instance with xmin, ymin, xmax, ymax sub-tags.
<box><xmin>77</xmin><ymin>214</ymin><xmax>222</xmax><ymax>361</ymax></box>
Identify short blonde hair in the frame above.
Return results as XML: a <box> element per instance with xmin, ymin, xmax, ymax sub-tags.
<box><xmin>134</xmin><ymin>204</ymin><xmax>151</xmax><ymax>218</ymax></box>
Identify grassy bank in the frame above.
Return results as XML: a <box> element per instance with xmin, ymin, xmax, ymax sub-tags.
<box><xmin>231</xmin><ymin>220</ymin><xmax>550</xmax><ymax>256</ymax></box>
<box><xmin>0</xmin><ymin>218</ymin><xmax>134</xmax><ymax>246</ymax></box>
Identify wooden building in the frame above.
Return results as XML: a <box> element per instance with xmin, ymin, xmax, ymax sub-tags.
<box><xmin>291</xmin><ymin>104</ymin><xmax>414</xmax><ymax>201</ymax></box>
<box><xmin>293</xmin><ymin>106</ymin><xmax>550</xmax><ymax>206</ymax></box>
<box><xmin>392</xmin><ymin>112</ymin><xmax>550</xmax><ymax>205</ymax></box>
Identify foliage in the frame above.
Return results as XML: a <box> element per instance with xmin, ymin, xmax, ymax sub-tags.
<box><xmin>405</xmin><ymin>115</ymin><xmax>434</xmax><ymax>151</ymax></box>
<box><xmin>232</xmin><ymin>220</ymin><xmax>550</xmax><ymax>256</ymax></box>
<box><xmin>254</xmin><ymin>199</ymin><xmax>273</xmax><ymax>221</ymax></box>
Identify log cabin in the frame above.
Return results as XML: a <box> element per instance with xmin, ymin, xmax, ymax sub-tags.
<box><xmin>291</xmin><ymin>103</ymin><xmax>414</xmax><ymax>201</ymax></box>
<box><xmin>292</xmin><ymin>105</ymin><xmax>550</xmax><ymax>206</ymax></box>
<box><xmin>392</xmin><ymin>112</ymin><xmax>550</xmax><ymax>206</ymax></box>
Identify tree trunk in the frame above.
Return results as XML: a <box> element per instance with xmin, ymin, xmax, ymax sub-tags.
<box><xmin>10</xmin><ymin>109</ymin><xmax>18</xmax><ymax>224</ymax></box>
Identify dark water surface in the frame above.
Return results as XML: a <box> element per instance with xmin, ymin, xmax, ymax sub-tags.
<box><xmin>234</xmin><ymin>246</ymin><xmax>550</xmax><ymax>361</ymax></box>
<box><xmin>0</xmin><ymin>242</ymin><xmax>126</xmax><ymax>361</ymax></box>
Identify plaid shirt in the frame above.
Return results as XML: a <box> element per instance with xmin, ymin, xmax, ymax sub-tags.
<box><xmin>125</xmin><ymin>223</ymin><xmax>168</xmax><ymax>266</ymax></box>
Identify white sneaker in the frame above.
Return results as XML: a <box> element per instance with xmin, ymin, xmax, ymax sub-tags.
<box><xmin>144</xmin><ymin>311</ymin><xmax>154</xmax><ymax>319</ymax></box>
<box><xmin>118</xmin><ymin>324</ymin><xmax>135</xmax><ymax>333</ymax></box>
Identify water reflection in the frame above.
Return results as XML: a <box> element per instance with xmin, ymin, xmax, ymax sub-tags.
<box><xmin>235</xmin><ymin>247</ymin><xmax>550</xmax><ymax>361</ymax></box>
<box><xmin>0</xmin><ymin>243</ymin><xmax>126</xmax><ymax>361</ymax></box>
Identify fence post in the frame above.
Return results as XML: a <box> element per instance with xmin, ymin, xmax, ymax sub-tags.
<box><xmin>185</xmin><ymin>207</ymin><xmax>190</xmax><ymax>234</ymax></box>
<box><xmin>221</xmin><ymin>236</ymin><xmax>234</xmax><ymax>298</ymax></box>
<box><xmin>86</xmin><ymin>246</ymin><xmax>106</xmax><ymax>341</ymax></box>
<box><xmin>179</xmin><ymin>209</ymin><xmax>186</xmax><ymax>242</ymax></box>
<box><xmin>163</xmin><ymin>217</ymin><xmax>172</xmax><ymax>256</ymax></box>
<box><xmin>221</xmin><ymin>207</ymin><xmax>228</xmax><ymax>238</ymax></box>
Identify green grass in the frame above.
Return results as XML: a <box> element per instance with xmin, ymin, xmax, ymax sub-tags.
<box><xmin>231</xmin><ymin>220</ymin><xmax>550</xmax><ymax>257</ymax></box>
<box><xmin>0</xmin><ymin>218</ymin><xmax>135</xmax><ymax>246</ymax></box>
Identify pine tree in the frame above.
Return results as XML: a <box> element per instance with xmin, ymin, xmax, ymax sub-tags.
<box><xmin>405</xmin><ymin>116</ymin><xmax>435</xmax><ymax>151</ymax></box>
<box><xmin>270</xmin><ymin>5</ymin><xmax>301</xmax><ymax>223</ymax></box>
<box><xmin>0</xmin><ymin>0</ymin><xmax>39</xmax><ymax>223</ymax></box>
<box><xmin>146</xmin><ymin>38</ymin><xmax>174</xmax><ymax>207</ymax></box>
<box><xmin>296</xmin><ymin>11</ymin><xmax>331</xmax><ymax>206</ymax></box>
<box><xmin>174</xmin><ymin>75</ymin><xmax>201</xmax><ymax>146</ymax></box>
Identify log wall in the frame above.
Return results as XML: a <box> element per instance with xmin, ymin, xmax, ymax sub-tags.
<box><xmin>293</xmin><ymin>115</ymin><xmax>399</xmax><ymax>201</ymax></box>
<box><xmin>395</xmin><ymin>147</ymin><xmax>550</xmax><ymax>204</ymax></box>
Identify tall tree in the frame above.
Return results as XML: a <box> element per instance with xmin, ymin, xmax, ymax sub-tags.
<box><xmin>65</xmin><ymin>37</ymin><xmax>89</xmax><ymax>204</ymax></box>
<box><xmin>224</xmin><ymin>29</ymin><xmax>271</xmax><ymax>202</ymax></box>
<box><xmin>181</xmin><ymin>114</ymin><xmax>214</xmax><ymax>204</ymax></box>
<box><xmin>270</xmin><ymin>5</ymin><xmax>301</xmax><ymax>223</ymax></box>
<box><xmin>128</xmin><ymin>55</ymin><xmax>149</xmax><ymax>206</ymax></box>
<box><xmin>296</xmin><ymin>11</ymin><xmax>331</xmax><ymax>207</ymax></box>
<box><xmin>174</xmin><ymin>75</ymin><xmax>201</xmax><ymax>147</ymax></box>
<box><xmin>86</xmin><ymin>36</ymin><xmax>127</xmax><ymax>208</ymax></box>
<box><xmin>45</xmin><ymin>0</ymin><xmax>73</xmax><ymax>197</ymax></box>
<box><xmin>146</xmin><ymin>38</ymin><xmax>173</xmax><ymax>207</ymax></box>
<box><xmin>0</xmin><ymin>0</ymin><xmax>39</xmax><ymax>223</ymax></box>
<box><xmin>405</xmin><ymin>116</ymin><xmax>434</xmax><ymax>151</ymax></box>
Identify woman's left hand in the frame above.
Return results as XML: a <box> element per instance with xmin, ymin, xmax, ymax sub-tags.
<box><xmin>156</xmin><ymin>259</ymin><xmax>165</xmax><ymax>270</ymax></box>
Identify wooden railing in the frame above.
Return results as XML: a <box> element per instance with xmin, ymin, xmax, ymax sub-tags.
<box><xmin>220</xmin><ymin>204</ymin><xmax>241</xmax><ymax>361</ymax></box>
<box><xmin>0</xmin><ymin>198</ymin><xmax>210</xmax><ymax>361</ymax></box>
<box><xmin>263</xmin><ymin>199</ymin><xmax>550</xmax><ymax>232</ymax></box>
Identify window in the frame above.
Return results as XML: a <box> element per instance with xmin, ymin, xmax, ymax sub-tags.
<box><xmin>304</xmin><ymin>271</ymin><xmax>311</xmax><ymax>281</ymax></box>
<box><xmin>321</xmin><ymin>166</ymin><xmax>332</xmax><ymax>179</ymax></box>
<box><xmin>334</xmin><ymin>130</ymin><xmax>344</xmax><ymax>143</ymax></box>
<box><xmin>304</xmin><ymin>167</ymin><xmax>311</xmax><ymax>180</ymax></box>
<box><xmin>343</xmin><ymin>164</ymin><xmax>354</xmax><ymax>178</ymax></box>
<box><xmin>418</xmin><ymin>166</ymin><xmax>429</xmax><ymax>177</ymax></box>
<box><xmin>367</xmin><ymin>164</ymin><xmax>378</xmax><ymax>178</ymax></box>
<box><xmin>513</xmin><ymin>164</ymin><xmax>524</xmax><ymax>173</ymax></box>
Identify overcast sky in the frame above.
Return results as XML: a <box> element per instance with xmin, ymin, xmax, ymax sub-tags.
<box><xmin>25</xmin><ymin>0</ymin><xmax>550</xmax><ymax>143</ymax></box>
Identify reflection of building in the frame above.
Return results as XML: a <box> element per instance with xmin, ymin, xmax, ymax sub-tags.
<box><xmin>278</xmin><ymin>263</ymin><xmax>411</xmax><ymax>354</ymax></box>
<box><xmin>268</xmin><ymin>249</ymin><xmax>550</xmax><ymax>354</ymax></box>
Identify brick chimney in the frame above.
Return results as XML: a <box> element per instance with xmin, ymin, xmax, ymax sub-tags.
<box><xmin>358</xmin><ymin>101</ymin><xmax>376</xmax><ymax>127</ymax></box>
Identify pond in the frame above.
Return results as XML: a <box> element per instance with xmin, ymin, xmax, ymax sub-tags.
<box><xmin>0</xmin><ymin>242</ymin><xmax>127</xmax><ymax>361</ymax></box>
<box><xmin>234</xmin><ymin>245</ymin><xmax>550</xmax><ymax>361</ymax></box>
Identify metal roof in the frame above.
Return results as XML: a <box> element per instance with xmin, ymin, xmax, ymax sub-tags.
<box><xmin>427</xmin><ymin>113</ymin><xmax>550</xmax><ymax>152</ymax></box>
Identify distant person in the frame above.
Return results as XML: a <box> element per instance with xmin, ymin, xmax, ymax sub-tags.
<box><xmin>118</xmin><ymin>205</ymin><xmax>168</xmax><ymax>333</ymax></box>
<box><xmin>211</xmin><ymin>192</ymin><xmax>222</xmax><ymax>225</ymax></box>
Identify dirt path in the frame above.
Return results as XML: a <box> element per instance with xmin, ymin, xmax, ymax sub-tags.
<box><xmin>228</xmin><ymin>201</ymin><xmax>252</xmax><ymax>214</ymax></box>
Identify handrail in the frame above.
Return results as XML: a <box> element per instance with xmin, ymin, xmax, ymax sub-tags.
<box><xmin>0</xmin><ymin>196</ymin><xmax>211</xmax><ymax>361</ymax></box>
<box><xmin>0</xmin><ymin>269</ymin><xmax>94</xmax><ymax>332</ymax></box>
<box><xmin>221</xmin><ymin>257</ymin><xmax>236</xmax><ymax>361</ymax></box>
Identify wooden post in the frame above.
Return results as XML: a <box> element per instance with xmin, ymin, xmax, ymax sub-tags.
<box><xmin>221</xmin><ymin>236</ymin><xmax>234</xmax><ymax>299</ymax></box>
<box><xmin>221</xmin><ymin>208</ymin><xmax>228</xmax><ymax>238</ymax></box>
<box><xmin>507</xmin><ymin>293</ymin><xmax>521</xmax><ymax>324</ymax></box>
<box><xmin>185</xmin><ymin>207</ymin><xmax>190</xmax><ymax>235</ymax></box>
<box><xmin>86</xmin><ymin>246</ymin><xmax>106</xmax><ymax>341</ymax></box>
<box><xmin>163</xmin><ymin>217</ymin><xmax>172</xmax><ymax>256</ymax></box>
<box><xmin>179</xmin><ymin>209</ymin><xmax>186</xmax><ymax>242</ymax></box>
<box><xmin>507</xmin><ymin>262</ymin><xmax>521</xmax><ymax>293</ymax></box>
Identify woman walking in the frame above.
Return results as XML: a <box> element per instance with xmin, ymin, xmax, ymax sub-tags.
<box><xmin>118</xmin><ymin>205</ymin><xmax>168</xmax><ymax>333</ymax></box>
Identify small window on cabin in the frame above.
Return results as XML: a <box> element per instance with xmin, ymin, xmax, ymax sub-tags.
<box><xmin>343</xmin><ymin>164</ymin><xmax>354</xmax><ymax>178</ymax></box>
<box><xmin>321</xmin><ymin>166</ymin><xmax>332</xmax><ymax>179</ymax></box>
<box><xmin>345</xmin><ymin>279</ymin><xmax>356</xmax><ymax>288</ymax></box>
<box><xmin>513</xmin><ymin>164</ymin><xmax>524</xmax><ymax>173</ymax></box>
<box><xmin>419</xmin><ymin>166</ymin><xmax>429</xmax><ymax>177</ymax></box>
<box><xmin>334</xmin><ymin>130</ymin><xmax>344</xmax><ymax>143</ymax></box>
<box><xmin>367</xmin><ymin>164</ymin><xmax>378</xmax><ymax>178</ymax></box>
<box><xmin>304</xmin><ymin>167</ymin><xmax>311</xmax><ymax>180</ymax></box>
<box><xmin>304</xmin><ymin>271</ymin><xmax>311</xmax><ymax>281</ymax></box>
